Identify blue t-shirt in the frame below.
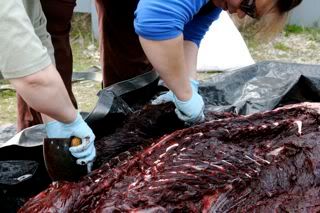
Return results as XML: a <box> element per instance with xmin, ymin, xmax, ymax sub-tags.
<box><xmin>134</xmin><ymin>0</ymin><xmax>222</xmax><ymax>47</ymax></box>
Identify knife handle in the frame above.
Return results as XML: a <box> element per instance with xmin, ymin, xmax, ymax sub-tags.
<box><xmin>70</xmin><ymin>137</ymin><xmax>82</xmax><ymax>147</ymax></box>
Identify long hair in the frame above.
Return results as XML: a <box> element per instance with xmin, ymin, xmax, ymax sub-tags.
<box><xmin>233</xmin><ymin>0</ymin><xmax>303</xmax><ymax>40</ymax></box>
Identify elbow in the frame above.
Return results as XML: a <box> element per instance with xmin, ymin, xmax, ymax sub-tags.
<box><xmin>9</xmin><ymin>65</ymin><xmax>53</xmax><ymax>89</ymax></box>
<box><xmin>20</xmin><ymin>71</ymin><xmax>50</xmax><ymax>88</ymax></box>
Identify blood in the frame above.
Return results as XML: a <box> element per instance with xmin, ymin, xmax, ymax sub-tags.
<box><xmin>19</xmin><ymin>102</ymin><xmax>320</xmax><ymax>212</ymax></box>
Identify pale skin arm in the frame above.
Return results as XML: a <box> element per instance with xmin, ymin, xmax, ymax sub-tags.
<box><xmin>139</xmin><ymin>35</ymin><xmax>199</xmax><ymax>101</ymax></box>
<box><xmin>183</xmin><ymin>40</ymin><xmax>199</xmax><ymax>80</ymax></box>
<box><xmin>9</xmin><ymin>64</ymin><xmax>77</xmax><ymax>124</ymax></box>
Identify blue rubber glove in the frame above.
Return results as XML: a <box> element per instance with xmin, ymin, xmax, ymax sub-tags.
<box><xmin>173</xmin><ymin>80</ymin><xmax>205</xmax><ymax>124</ymax></box>
<box><xmin>45</xmin><ymin>112</ymin><xmax>96</xmax><ymax>165</ymax></box>
<box><xmin>152</xmin><ymin>79</ymin><xmax>199</xmax><ymax>105</ymax></box>
<box><xmin>151</xmin><ymin>90</ymin><xmax>174</xmax><ymax>105</ymax></box>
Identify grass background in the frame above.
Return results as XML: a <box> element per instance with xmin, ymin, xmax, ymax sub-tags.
<box><xmin>0</xmin><ymin>14</ymin><xmax>319</xmax><ymax>125</ymax></box>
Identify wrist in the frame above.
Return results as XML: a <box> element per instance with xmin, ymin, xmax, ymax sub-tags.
<box><xmin>174</xmin><ymin>92</ymin><xmax>194</xmax><ymax>105</ymax></box>
<box><xmin>190</xmin><ymin>79</ymin><xmax>199</xmax><ymax>91</ymax></box>
<box><xmin>44</xmin><ymin>111</ymin><xmax>78</xmax><ymax>130</ymax></box>
<box><xmin>45</xmin><ymin>111</ymin><xmax>78</xmax><ymax>129</ymax></box>
<box><xmin>58</xmin><ymin>109</ymin><xmax>77</xmax><ymax>125</ymax></box>
<box><xmin>173</xmin><ymin>79</ymin><xmax>199</xmax><ymax>101</ymax></box>
<box><xmin>174</xmin><ymin>84</ymin><xmax>192</xmax><ymax>101</ymax></box>
<box><xmin>63</xmin><ymin>111</ymin><xmax>81</xmax><ymax>126</ymax></box>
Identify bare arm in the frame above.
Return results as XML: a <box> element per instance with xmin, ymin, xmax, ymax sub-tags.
<box><xmin>183</xmin><ymin>40</ymin><xmax>199</xmax><ymax>80</ymax></box>
<box><xmin>139</xmin><ymin>35</ymin><xmax>193</xmax><ymax>101</ymax></box>
<box><xmin>9</xmin><ymin>64</ymin><xmax>76</xmax><ymax>124</ymax></box>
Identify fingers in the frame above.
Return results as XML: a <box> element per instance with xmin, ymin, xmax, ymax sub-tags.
<box><xmin>69</xmin><ymin>136</ymin><xmax>96</xmax><ymax>165</ymax></box>
<box><xmin>151</xmin><ymin>91</ymin><xmax>173</xmax><ymax>105</ymax></box>
<box><xmin>175</xmin><ymin>108</ymin><xmax>205</xmax><ymax>124</ymax></box>
<box><xmin>76</xmin><ymin>146</ymin><xmax>96</xmax><ymax>165</ymax></box>
<box><xmin>69</xmin><ymin>136</ymin><xmax>94</xmax><ymax>153</ymax></box>
<box><xmin>152</xmin><ymin>80</ymin><xmax>198</xmax><ymax>105</ymax></box>
<box><xmin>195</xmin><ymin>112</ymin><xmax>205</xmax><ymax>123</ymax></box>
<box><xmin>175</xmin><ymin>108</ymin><xmax>189</xmax><ymax>121</ymax></box>
<box><xmin>190</xmin><ymin>79</ymin><xmax>199</xmax><ymax>91</ymax></box>
<box><xmin>70</xmin><ymin>142</ymin><xmax>95</xmax><ymax>158</ymax></box>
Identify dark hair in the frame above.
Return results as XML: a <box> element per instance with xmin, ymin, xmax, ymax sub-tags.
<box><xmin>277</xmin><ymin>0</ymin><xmax>303</xmax><ymax>13</ymax></box>
<box><xmin>232</xmin><ymin>0</ymin><xmax>303</xmax><ymax>41</ymax></box>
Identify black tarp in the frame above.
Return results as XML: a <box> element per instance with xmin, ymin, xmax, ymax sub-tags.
<box><xmin>0</xmin><ymin>61</ymin><xmax>320</xmax><ymax>212</ymax></box>
<box><xmin>201</xmin><ymin>61</ymin><xmax>320</xmax><ymax>114</ymax></box>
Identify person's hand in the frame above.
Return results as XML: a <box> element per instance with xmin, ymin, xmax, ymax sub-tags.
<box><xmin>151</xmin><ymin>90</ymin><xmax>174</xmax><ymax>104</ymax></box>
<box><xmin>152</xmin><ymin>79</ymin><xmax>199</xmax><ymax>105</ymax></box>
<box><xmin>173</xmin><ymin>80</ymin><xmax>205</xmax><ymax>124</ymax></box>
<box><xmin>45</xmin><ymin>112</ymin><xmax>96</xmax><ymax>165</ymax></box>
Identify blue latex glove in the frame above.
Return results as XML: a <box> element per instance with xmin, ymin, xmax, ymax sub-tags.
<box><xmin>173</xmin><ymin>80</ymin><xmax>205</xmax><ymax>124</ymax></box>
<box><xmin>151</xmin><ymin>90</ymin><xmax>174</xmax><ymax>105</ymax></box>
<box><xmin>45</xmin><ymin>112</ymin><xmax>96</xmax><ymax>165</ymax></box>
<box><xmin>152</xmin><ymin>79</ymin><xmax>199</xmax><ymax>105</ymax></box>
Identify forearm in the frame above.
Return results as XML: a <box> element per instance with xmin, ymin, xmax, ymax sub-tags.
<box><xmin>139</xmin><ymin>35</ymin><xmax>192</xmax><ymax>101</ymax></box>
<box><xmin>9</xmin><ymin>64</ymin><xmax>76</xmax><ymax>123</ymax></box>
<box><xmin>183</xmin><ymin>40</ymin><xmax>199</xmax><ymax>80</ymax></box>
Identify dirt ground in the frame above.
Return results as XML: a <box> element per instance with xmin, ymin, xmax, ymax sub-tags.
<box><xmin>0</xmin><ymin>14</ymin><xmax>320</xmax><ymax>125</ymax></box>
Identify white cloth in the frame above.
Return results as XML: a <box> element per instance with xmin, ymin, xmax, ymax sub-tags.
<box><xmin>197</xmin><ymin>12</ymin><xmax>255</xmax><ymax>72</ymax></box>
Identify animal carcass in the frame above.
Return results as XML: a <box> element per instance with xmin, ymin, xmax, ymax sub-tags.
<box><xmin>19</xmin><ymin>103</ymin><xmax>320</xmax><ymax>212</ymax></box>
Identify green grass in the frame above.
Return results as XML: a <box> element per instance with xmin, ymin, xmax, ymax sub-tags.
<box><xmin>0</xmin><ymin>80</ymin><xmax>9</xmax><ymax>85</ymax></box>
<box><xmin>308</xmin><ymin>43</ymin><xmax>317</xmax><ymax>50</ymax></box>
<box><xmin>273</xmin><ymin>42</ymin><xmax>291</xmax><ymax>52</ymax></box>
<box><xmin>284</xmin><ymin>25</ymin><xmax>305</xmax><ymax>35</ymax></box>
<box><xmin>70</xmin><ymin>13</ymin><xmax>99</xmax><ymax>72</ymax></box>
<box><xmin>307</xmin><ymin>29</ymin><xmax>320</xmax><ymax>42</ymax></box>
<box><xmin>0</xmin><ymin>89</ymin><xmax>17</xmax><ymax>124</ymax></box>
<box><xmin>285</xmin><ymin>25</ymin><xmax>320</xmax><ymax>42</ymax></box>
<box><xmin>245</xmin><ymin>38</ymin><xmax>260</xmax><ymax>51</ymax></box>
<box><xmin>0</xmin><ymin>90</ymin><xmax>15</xmax><ymax>99</ymax></box>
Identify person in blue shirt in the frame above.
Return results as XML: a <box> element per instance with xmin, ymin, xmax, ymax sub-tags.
<box><xmin>133</xmin><ymin>0</ymin><xmax>302</xmax><ymax>124</ymax></box>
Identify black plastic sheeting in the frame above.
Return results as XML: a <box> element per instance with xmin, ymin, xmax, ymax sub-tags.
<box><xmin>0</xmin><ymin>146</ymin><xmax>51</xmax><ymax>213</ymax></box>
<box><xmin>201</xmin><ymin>61</ymin><xmax>320</xmax><ymax>114</ymax></box>
<box><xmin>1</xmin><ymin>61</ymin><xmax>320</xmax><ymax>212</ymax></box>
<box><xmin>0</xmin><ymin>161</ymin><xmax>38</xmax><ymax>185</ymax></box>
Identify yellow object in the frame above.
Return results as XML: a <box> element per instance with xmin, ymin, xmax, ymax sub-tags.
<box><xmin>71</xmin><ymin>137</ymin><xmax>82</xmax><ymax>147</ymax></box>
